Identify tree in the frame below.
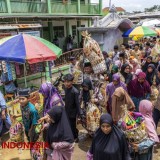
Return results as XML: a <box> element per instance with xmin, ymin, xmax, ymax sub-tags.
<box><xmin>144</xmin><ymin>5</ymin><xmax>160</xmax><ymax>12</ymax></box>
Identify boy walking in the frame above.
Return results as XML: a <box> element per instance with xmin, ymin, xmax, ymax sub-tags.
<box><xmin>63</xmin><ymin>74</ymin><xmax>82</xmax><ymax>142</ymax></box>
<box><xmin>16</xmin><ymin>89</ymin><xmax>40</xmax><ymax>142</ymax></box>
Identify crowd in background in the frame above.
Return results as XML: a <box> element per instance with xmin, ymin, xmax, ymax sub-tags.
<box><xmin>0</xmin><ymin>36</ymin><xmax>160</xmax><ymax>160</ymax></box>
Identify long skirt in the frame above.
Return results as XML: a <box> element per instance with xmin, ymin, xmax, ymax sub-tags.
<box><xmin>47</xmin><ymin>142</ymin><xmax>74</xmax><ymax>160</ymax></box>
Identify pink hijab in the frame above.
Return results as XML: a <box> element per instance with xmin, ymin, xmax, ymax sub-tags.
<box><xmin>139</xmin><ymin>100</ymin><xmax>159</xmax><ymax>143</ymax></box>
<box><xmin>135</xmin><ymin>69</ymin><xmax>142</xmax><ymax>76</ymax></box>
<box><xmin>131</xmin><ymin>59</ymin><xmax>141</xmax><ymax>73</ymax></box>
<box><xmin>132</xmin><ymin>69</ymin><xmax>142</xmax><ymax>80</ymax></box>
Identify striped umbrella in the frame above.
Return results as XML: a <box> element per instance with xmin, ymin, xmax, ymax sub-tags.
<box><xmin>0</xmin><ymin>34</ymin><xmax>62</xmax><ymax>64</ymax></box>
<box><xmin>122</xmin><ymin>26</ymin><xmax>158</xmax><ymax>38</ymax></box>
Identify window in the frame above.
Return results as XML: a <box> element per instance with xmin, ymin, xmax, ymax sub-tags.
<box><xmin>81</xmin><ymin>25</ymin><xmax>85</xmax><ymax>27</ymax></box>
<box><xmin>53</xmin><ymin>26</ymin><xmax>64</xmax><ymax>38</ymax></box>
<box><xmin>72</xmin><ymin>25</ymin><xmax>77</xmax><ymax>36</ymax></box>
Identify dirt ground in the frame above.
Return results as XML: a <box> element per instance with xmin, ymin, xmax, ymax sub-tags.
<box><xmin>0</xmin><ymin>125</ymin><xmax>160</xmax><ymax>160</ymax></box>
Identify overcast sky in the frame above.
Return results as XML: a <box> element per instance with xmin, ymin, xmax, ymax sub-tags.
<box><xmin>91</xmin><ymin>0</ymin><xmax>160</xmax><ymax>12</ymax></box>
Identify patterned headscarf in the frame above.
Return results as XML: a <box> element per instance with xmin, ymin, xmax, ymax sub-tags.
<box><xmin>39</xmin><ymin>82</ymin><xmax>64</xmax><ymax>115</ymax></box>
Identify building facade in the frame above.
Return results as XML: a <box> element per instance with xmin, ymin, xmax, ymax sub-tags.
<box><xmin>78</xmin><ymin>5</ymin><xmax>133</xmax><ymax>52</ymax></box>
<box><xmin>0</xmin><ymin>0</ymin><xmax>102</xmax><ymax>51</ymax></box>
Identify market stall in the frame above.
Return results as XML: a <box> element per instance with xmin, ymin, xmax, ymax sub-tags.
<box><xmin>0</xmin><ymin>33</ymin><xmax>62</xmax><ymax>119</ymax></box>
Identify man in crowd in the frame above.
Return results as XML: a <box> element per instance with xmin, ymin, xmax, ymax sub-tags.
<box><xmin>145</xmin><ymin>42</ymin><xmax>152</xmax><ymax>58</ymax></box>
<box><xmin>112</xmin><ymin>45</ymin><xmax>120</xmax><ymax>63</ymax></box>
<box><xmin>130</xmin><ymin>43</ymin><xmax>141</xmax><ymax>60</ymax></box>
<box><xmin>63</xmin><ymin>74</ymin><xmax>82</xmax><ymax>142</ymax></box>
<box><xmin>69</xmin><ymin>56</ymin><xmax>77</xmax><ymax>74</ymax></box>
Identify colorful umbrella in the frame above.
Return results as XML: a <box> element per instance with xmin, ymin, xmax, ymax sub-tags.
<box><xmin>0</xmin><ymin>34</ymin><xmax>62</xmax><ymax>64</ymax></box>
<box><xmin>122</xmin><ymin>26</ymin><xmax>157</xmax><ymax>38</ymax></box>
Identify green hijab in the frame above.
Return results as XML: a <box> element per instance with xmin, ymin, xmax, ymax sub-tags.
<box><xmin>111</xmin><ymin>65</ymin><xmax>119</xmax><ymax>74</ymax></box>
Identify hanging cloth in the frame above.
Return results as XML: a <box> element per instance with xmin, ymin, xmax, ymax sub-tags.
<box><xmin>11</xmin><ymin>63</ymin><xmax>16</xmax><ymax>80</ymax></box>
<box><xmin>15</xmin><ymin>63</ymin><xmax>21</xmax><ymax>76</ymax></box>
<box><xmin>2</xmin><ymin>61</ymin><xmax>7</xmax><ymax>73</ymax></box>
<box><xmin>6</xmin><ymin>62</ymin><xmax>13</xmax><ymax>81</ymax></box>
<box><xmin>38</xmin><ymin>62</ymin><xmax>44</xmax><ymax>72</ymax></box>
<box><xmin>30</xmin><ymin>64</ymin><xmax>37</xmax><ymax>73</ymax></box>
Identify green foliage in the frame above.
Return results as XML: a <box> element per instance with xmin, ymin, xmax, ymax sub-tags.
<box><xmin>144</xmin><ymin>5</ymin><xmax>160</xmax><ymax>12</ymax></box>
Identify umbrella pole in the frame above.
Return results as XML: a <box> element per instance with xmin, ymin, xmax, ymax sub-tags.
<box><xmin>23</xmin><ymin>63</ymin><xmax>27</xmax><ymax>88</ymax></box>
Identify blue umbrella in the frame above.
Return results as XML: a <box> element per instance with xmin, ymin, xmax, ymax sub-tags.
<box><xmin>122</xmin><ymin>28</ymin><xmax>133</xmax><ymax>37</ymax></box>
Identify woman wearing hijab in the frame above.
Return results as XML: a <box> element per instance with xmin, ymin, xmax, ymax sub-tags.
<box><xmin>108</xmin><ymin>65</ymin><xmax>119</xmax><ymax>82</ymax></box>
<box><xmin>112</xmin><ymin>87</ymin><xmax>135</xmax><ymax>123</ymax></box>
<box><xmin>130</xmin><ymin>58</ymin><xmax>141</xmax><ymax>73</ymax></box>
<box><xmin>87</xmin><ymin>113</ymin><xmax>131</xmax><ymax>160</ymax></box>
<box><xmin>80</xmin><ymin>78</ymin><xmax>93</xmax><ymax>108</ymax></box>
<box><xmin>142</xmin><ymin>56</ymin><xmax>155</xmax><ymax>72</ymax></box>
<box><xmin>131</xmin><ymin>100</ymin><xmax>159</xmax><ymax>160</ymax></box>
<box><xmin>39</xmin><ymin>106</ymin><xmax>75</xmax><ymax>160</ymax></box>
<box><xmin>127</xmin><ymin>72</ymin><xmax>151</xmax><ymax>111</ymax></box>
<box><xmin>108</xmin><ymin>65</ymin><xmax>125</xmax><ymax>83</ymax></box>
<box><xmin>80</xmin><ymin>79</ymin><xmax>93</xmax><ymax>129</ymax></box>
<box><xmin>121</xmin><ymin>63</ymin><xmax>133</xmax><ymax>85</ymax></box>
<box><xmin>155</xmin><ymin>65</ymin><xmax>160</xmax><ymax>86</ymax></box>
<box><xmin>106</xmin><ymin>73</ymin><xmax>127</xmax><ymax>113</ymax></box>
<box><xmin>146</xmin><ymin>64</ymin><xmax>156</xmax><ymax>86</ymax></box>
<box><xmin>91</xmin><ymin>82</ymin><xmax>107</xmax><ymax>113</ymax></box>
<box><xmin>39</xmin><ymin>82</ymin><xmax>64</xmax><ymax>156</ymax></box>
<box><xmin>39</xmin><ymin>82</ymin><xmax>64</xmax><ymax>116</ymax></box>
<box><xmin>132</xmin><ymin>69</ymin><xmax>142</xmax><ymax>80</ymax></box>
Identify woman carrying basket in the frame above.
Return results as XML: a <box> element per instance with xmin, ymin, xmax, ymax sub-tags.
<box><xmin>131</xmin><ymin>100</ymin><xmax>159</xmax><ymax>160</ymax></box>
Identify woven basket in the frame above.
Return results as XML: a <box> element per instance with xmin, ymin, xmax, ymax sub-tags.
<box><xmin>82</xmin><ymin>31</ymin><xmax>107</xmax><ymax>74</ymax></box>
<box><xmin>10</xmin><ymin>122</ymin><xmax>24</xmax><ymax>142</ymax></box>
<box><xmin>121</xmin><ymin>105</ymin><xmax>147</xmax><ymax>143</ymax></box>
<box><xmin>86</xmin><ymin>103</ymin><xmax>100</xmax><ymax>132</ymax></box>
<box><xmin>73</xmin><ymin>69</ymin><xmax>83</xmax><ymax>84</ymax></box>
<box><xmin>124</xmin><ymin>121</ymin><xmax>147</xmax><ymax>143</ymax></box>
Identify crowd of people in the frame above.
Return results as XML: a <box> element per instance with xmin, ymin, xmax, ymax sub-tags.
<box><xmin>0</xmin><ymin>37</ymin><xmax>160</xmax><ymax>160</ymax></box>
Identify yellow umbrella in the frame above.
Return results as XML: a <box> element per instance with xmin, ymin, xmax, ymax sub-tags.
<box><xmin>123</xmin><ymin>26</ymin><xmax>158</xmax><ymax>37</ymax></box>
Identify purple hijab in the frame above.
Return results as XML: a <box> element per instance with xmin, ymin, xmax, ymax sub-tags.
<box><xmin>106</xmin><ymin>73</ymin><xmax>127</xmax><ymax>106</ymax></box>
<box><xmin>39</xmin><ymin>82</ymin><xmax>64</xmax><ymax>115</ymax></box>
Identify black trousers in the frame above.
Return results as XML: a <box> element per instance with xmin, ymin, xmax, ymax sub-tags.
<box><xmin>68</xmin><ymin>118</ymin><xmax>78</xmax><ymax>139</ymax></box>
